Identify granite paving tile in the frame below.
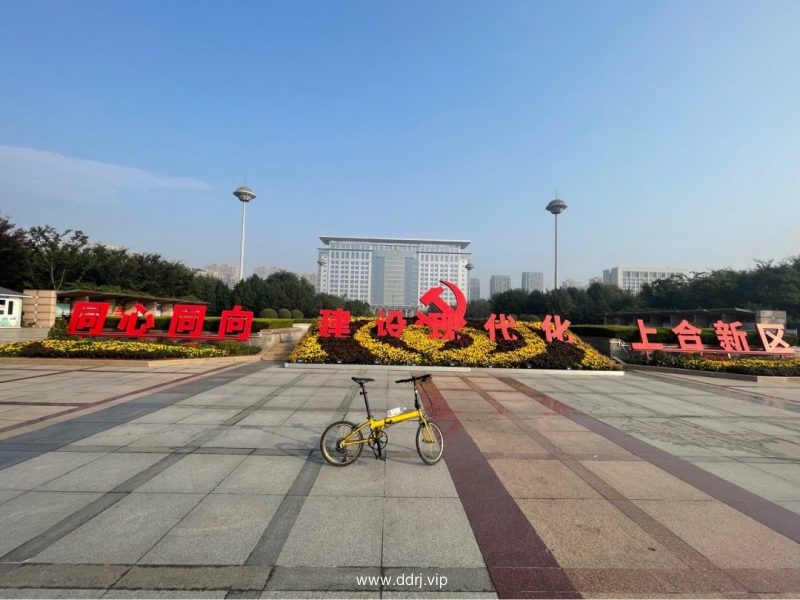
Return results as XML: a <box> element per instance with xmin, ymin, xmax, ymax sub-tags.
<box><xmin>382</xmin><ymin>497</ymin><xmax>485</xmax><ymax>567</ymax></box>
<box><xmin>236</xmin><ymin>410</ymin><xmax>295</xmax><ymax>427</ymax></box>
<box><xmin>37</xmin><ymin>452</ymin><xmax>169</xmax><ymax>492</ymax></box>
<box><xmin>0</xmin><ymin>451</ymin><xmax>104</xmax><ymax>490</ymax></box>
<box><xmin>214</xmin><ymin>455</ymin><xmax>307</xmax><ymax>495</ymax></box>
<box><xmin>689</xmin><ymin>461</ymin><xmax>800</xmax><ymax>502</ymax></box>
<box><xmin>309</xmin><ymin>456</ymin><xmax>385</xmax><ymax>496</ymax></box>
<box><xmin>277</xmin><ymin>496</ymin><xmax>383</xmax><ymax>567</ymax></box>
<box><xmin>139</xmin><ymin>493</ymin><xmax>282</xmax><ymax>565</ymax></box>
<box><xmin>0</xmin><ymin>489</ymin><xmax>23</xmax><ymax>504</ymax></box>
<box><xmin>633</xmin><ymin>500</ymin><xmax>800</xmax><ymax>569</ymax></box>
<box><xmin>0</xmin><ymin>589</ymin><xmax>103</xmax><ymax>598</ymax></box>
<box><xmin>385</xmin><ymin>459</ymin><xmax>458</xmax><ymax>497</ymax></box>
<box><xmin>103</xmin><ymin>591</ymin><xmax>228</xmax><ymax>598</ymax></box>
<box><xmin>489</xmin><ymin>458</ymin><xmax>602</xmax><ymax>499</ymax></box>
<box><xmin>0</xmin><ymin>490</ymin><xmax>103</xmax><ymax>556</ymax></box>
<box><xmin>32</xmin><ymin>492</ymin><xmax>204</xmax><ymax>564</ymax></box>
<box><xmin>136</xmin><ymin>454</ymin><xmax>247</xmax><ymax>493</ymax></box>
<box><xmin>0</xmin><ymin>564</ymin><xmax>128</xmax><ymax>590</ymax></box>
<box><xmin>516</xmin><ymin>498</ymin><xmax>687</xmax><ymax>569</ymax></box>
<box><xmin>113</xmin><ymin>565</ymin><xmax>268</xmax><ymax>590</ymax></box>
<box><xmin>580</xmin><ymin>460</ymin><xmax>712</xmax><ymax>500</ymax></box>
<box><xmin>534</xmin><ymin>430</ymin><xmax>633</xmax><ymax>456</ymax></box>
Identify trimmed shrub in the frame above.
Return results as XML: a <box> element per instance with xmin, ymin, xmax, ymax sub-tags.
<box><xmin>47</xmin><ymin>317</ymin><xmax>69</xmax><ymax>339</ymax></box>
<box><xmin>260</xmin><ymin>308</ymin><xmax>278</xmax><ymax>319</ymax></box>
<box><xmin>291</xmin><ymin>309</ymin><xmax>304</xmax><ymax>320</ymax></box>
<box><xmin>277</xmin><ymin>308</ymin><xmax>291</xmax><ymax>319</ymax></box>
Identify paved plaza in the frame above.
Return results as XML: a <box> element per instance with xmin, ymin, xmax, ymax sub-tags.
<box><xmin>0</xmin><ymin>359</ymin><xmax>798</xmax><ymax>598</ymax></box>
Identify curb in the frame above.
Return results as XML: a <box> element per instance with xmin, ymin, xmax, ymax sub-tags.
<box><xmin>283</xmin><ymin>363</ymin><xmax>624</xmax><ymax>375</ymax></box>
<box><xmin>622</xmin><ymin>363</ymin><xmax>800</xmax><ymax>382</ymax></box>
<box><xmin>0</xmin><ymin>354</ymin><xmax>264</xmax><ymax>368</ymax></box>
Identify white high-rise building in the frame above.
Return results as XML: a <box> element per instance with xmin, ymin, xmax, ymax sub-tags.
<box><xmin>317</xmin><ymin>236</ymin><xmax>472</xmax><ymax>310</ymax></box>
<box><xmin>603</xmin><ymin>266</ymin><xmax>688</xmax><ymax>294</ymax></box>
<box><xmin>521</xmin><ymin>272</ymin><xmax>544</xmax><ymax>293</ymax></box>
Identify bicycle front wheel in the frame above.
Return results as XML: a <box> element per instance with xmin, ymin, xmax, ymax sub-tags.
<box><xmin>320</xmin><ymin>421</ymin><xmax>363</xmax><ymax>466</ymax></box>
<box><xmin>416</xmin><ymin>421</ymin><xmax>444</xmax><ymax>465</ymax></box>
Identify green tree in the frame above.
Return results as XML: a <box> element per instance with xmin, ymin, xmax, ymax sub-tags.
<box><xmin>0</xmin><ymin>215</ymin><xmax>30</xmax><ymax>290</ymax></box>
<box><xmin>191</xmin><ymin>274</ymin><xmax>233</xmax><ymax>315</ymax></box>
<box><xmin>313</xmin><ymin>292</ymin><xmax>345</xmax><ymax>311</ymax></box>
<box><xmin>490</xmin><ymin>288</ymin><xmax>530</xmax><ymax>317</ymax></box>
<box><xmin>24</xmin><ymin>225</ymin><xmax>89</xmax><ymax>289</ymax></box>
<box><xmin>263</xmin><ymin>271</ymin><xmax>317</xmax><ymax>315</ymax></box>
<box><xmin>466</xmin><ymin>298</ymin><xmax>492</xmax><ymax>319</ymax></box>
<box><xmin>344</xmin><ymin>299</ymin><xmax>372</xmax><ymax>316</ymax></box>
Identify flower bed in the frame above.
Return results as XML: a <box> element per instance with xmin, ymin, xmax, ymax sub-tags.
<box><xmin>626</xmin><ymin>350</ymin><xmax>800</xmax><ymax>376</ymax></box>
<box><xmin>288</xmin><ymin>318</ymin><xmax>620</xmax><ymax>370</ymax></box>
<box><xmin>0</xmin><ymin>339</ymin><xmax>260</xmax><ymax>360</ymax></box>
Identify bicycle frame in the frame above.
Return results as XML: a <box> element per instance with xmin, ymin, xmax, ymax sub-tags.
<box><xmin>339</xmin><ymin>376</ymin><xmax>435</xmax><ymax>448</ymax></box>
<box><xmin>320</xmin><ymin>374</ymin><xmax>443</xmax><ymax>466</ymax></box>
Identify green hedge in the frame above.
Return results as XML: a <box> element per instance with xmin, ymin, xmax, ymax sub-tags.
<box><xmin>627</xmin><ymin>351</ymin><xmax>800</xmax><ymax>376</ymax></box>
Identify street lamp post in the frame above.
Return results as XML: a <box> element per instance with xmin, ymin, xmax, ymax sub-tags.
<box><xmin>233</xmin><ymin>186</ymin><xmax>256</xmax><ymax>282</ymax></box>
<box><xmin>545</xmin><ymin>197</ymin><xmax>567</xmax><ymax>290</ymax></box>
<box><xmin>465</xmin><ymin>261</ymin><xmax>474</xmax><ymax>302</ymax></box>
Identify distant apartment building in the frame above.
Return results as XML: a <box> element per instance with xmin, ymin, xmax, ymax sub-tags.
<box><xmin>602</xmin><ymin>266</ymin><xmax>689</xmax><ymax>294</ymax></box>
<box><xmin>469</xmin><ymin>277</ymin><xmax>481</xmax><ymax>302</ymax></box>
<box><xmin>521</xmin><ymin>271</ymin><xmax>544</xmax><ymax>293</ymax></box>
<box><xmin>489</xmin><ymin>275</ymin><xmax>511</xmax><ymax>297</ymax></box>
<box><xmin>561</xmin><ymin>278</ymin><xmax>586</xmax><ymax>289</ymax></box>
<box><xmin>201</xmin><ymin>263</ymin><xmax>239</xmax><ymax>287</ymax></box>
<box><xmin>317</xmin><ymin>236</ymin><xmax>472</xmax><ymax>311</ymax></box>
<box><xmin>253</xmin><ymin>266</ymin><xmax>280</xmax><ymax>279</ymax></box>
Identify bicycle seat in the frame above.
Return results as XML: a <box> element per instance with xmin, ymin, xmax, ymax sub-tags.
<box><xmin>351</xmin><ymin>377</ymin><xmax>375</xmax><ymax>384</ymax></box>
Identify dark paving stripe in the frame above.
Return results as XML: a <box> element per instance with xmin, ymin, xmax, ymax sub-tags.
<box><xmin>0</xmin><ymin>492</ymin><xmax>127</xmax><ymax>562</ymax></box>
<box><xmin>109</xmin><ymin>565</ymin><xmax>268</xmax><ymax>591</ymax></box>
<box><xmin>0</xmin><ymin>452</ymin><xmax>188</xmax><ymax>563</ymax></box>
<box><xmin>245</xmin><ymin>454</ymin><xmax>322</xmax><ymax>566</ymax></box>
<box><xmin>423</xmin><ymin>380</ymin><xmax>579</xmax><ymax>599</ymax></box>
<box><xmin>498</xmin><ymin>375</ymin><xmax>800</xmax><ymax>545</ymax></box>
<box><xmin>0</xmin><ymin>401</ymin><xmax>84</xmax><ymax>406</ymax></box>
<box><xmin>222</xmin><ymin>374</ymin><xmax>304</xmax><ymax>426</ymax></box>
<box><xmin>0</xmin><ymin>363</ymin><xmax>242</xmax><ymax>437</ymax></box>
<box><xmin>0</xmin><ymin>362</ymin><xmax>289</xmax><ymax>574</ymax></box>
<box><xmin>0</xmin><ymin>368</ymin><xmax>76</xmax><ymax>383</ymax></box>
<box><xmin>245</xmin><ymin>381</ymin><xmax>361</xmax><ymax>567</ymax></box>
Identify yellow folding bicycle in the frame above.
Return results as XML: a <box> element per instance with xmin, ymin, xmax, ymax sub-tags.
<box><xmin>320</xmin><ymin>374</ymin><xmax>444</xmax><ymax>466</ymax></box>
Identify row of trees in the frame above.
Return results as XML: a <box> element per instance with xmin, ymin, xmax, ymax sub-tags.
<box><xmin>0</xmin><ymin>215</ymin><xmax>371</xmax><ymax>317</ymax></box>
<box><xmin>481</xmin><ymin>259</ymin><xmax>800</xmax><ymax>325</ymax></box>
<box><xmin>3</xmin><ymin>215</ymin><xmax>798</xmax><ymax>323</ymax></box>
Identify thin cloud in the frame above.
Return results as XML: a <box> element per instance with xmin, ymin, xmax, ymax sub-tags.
<box><xmin>0</xmin><ymin>145</ymin><xmax>212</xmax><ymax>204</ymax></box>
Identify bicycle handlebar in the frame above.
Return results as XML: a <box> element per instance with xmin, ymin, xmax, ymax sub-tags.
<box><xmin>395</xmin><ymin>374</ymin><xmax>432</xmax><ymax>384</ymax></box>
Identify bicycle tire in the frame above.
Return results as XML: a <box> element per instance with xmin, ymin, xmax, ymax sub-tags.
<box><xmin>416</xmin><ymin>421</ymin><xmax>444</xmax><ymax>465</ymax></box>
<box><xmin>320</xmin><ymin>421</ymin><xmax>364</xmax><ymax>466</ymax></box>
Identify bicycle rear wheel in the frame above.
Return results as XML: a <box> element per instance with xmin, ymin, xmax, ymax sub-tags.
<box><xmin>416</xmin><ymin>421</ymin><xmax>444</xmax><ymax>465</ymax></box>
<box><xmin>320</xmin><ymin>421</ymin><xmax>363</xmax><ymax>466</ymax></box>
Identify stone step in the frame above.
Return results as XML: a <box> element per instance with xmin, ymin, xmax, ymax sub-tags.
<box><xmin>261</xmin><ymin>342</ymin><xmax>295</xmax><ymax>361</ymax></box>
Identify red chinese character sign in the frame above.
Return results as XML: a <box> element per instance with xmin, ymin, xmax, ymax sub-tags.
<box><xmin>67</xmin><ymin>301</ymin><xmax>253</xmax><ymax>342</ymax></box>
<box><xmin>315</xmin><ymin>281</ymin><xmax>577</xmax><ymax>350</ymax></box>
<box><xmin>631</xmin><ymin>318</ymin><xmax>793</xmax><ymax>356</ymax></box>
<box><xmin>416</xmin><ymin>280</ymin><xmax>467</xmax><ymax>340</ymax></box>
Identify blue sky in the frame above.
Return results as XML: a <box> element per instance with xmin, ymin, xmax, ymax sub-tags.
<box><xmin>1</xmin><ymin>0</ymin><xmax>798</xmax><ymax>294</ymax></box>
